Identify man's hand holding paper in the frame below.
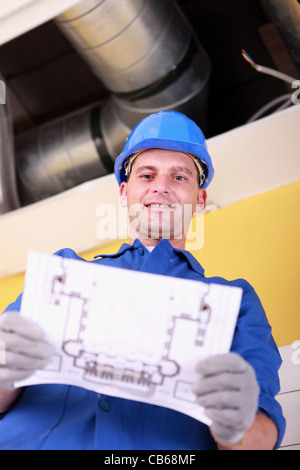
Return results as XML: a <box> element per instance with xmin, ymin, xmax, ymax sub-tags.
<box><xmin>0</xmin><ymin>312</ymin><xmax>53</xmax><ymax>391</ymax></box>
<box><xmin>192</xmin><ymin>352</ymin><xmax>260</xmax><ymax>446</ymax></box>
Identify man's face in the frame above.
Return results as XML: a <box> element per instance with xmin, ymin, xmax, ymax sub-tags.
<box><xmin>120</xmin><ymin>149</ymin><xmax>207</xmax><ymax>245</ymax></box>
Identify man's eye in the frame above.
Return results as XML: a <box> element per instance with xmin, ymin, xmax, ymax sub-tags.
<box><xmin>140</xmin><ymin>174</ymin><xmax>153</xmax><ymax>180</ymax></box>
<box><xmin>174</xmin><ymin>175</ymin><xmax>186</xmax><ymax>181</ymax></box>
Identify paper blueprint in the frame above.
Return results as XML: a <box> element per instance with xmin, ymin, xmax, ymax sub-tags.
<box><xmin>16</xmin><ymin>251</ymin><xmax>243</xmax><ymax>426</ymax></box>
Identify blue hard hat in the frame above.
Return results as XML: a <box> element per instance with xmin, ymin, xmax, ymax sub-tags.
<box><xmin>114</xmin><ymin>111</ymin><xmax>214</xmax><ymax>188</ymax></box>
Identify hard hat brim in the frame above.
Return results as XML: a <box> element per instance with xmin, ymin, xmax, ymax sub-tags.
<box><xmin>115</xmin><ymin>138</ymin><xmax>214</xmax><ymax>188</ymax></box>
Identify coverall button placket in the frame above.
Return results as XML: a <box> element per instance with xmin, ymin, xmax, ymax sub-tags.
<box><xmin>99</xmin><ymin>399</ymin><xmax>111</xmax><ymax>412</ymax></box>
<box><xmin>137</xmin><ymin>247</ymin><xmax>144</xmax><ymax>256</ymax></box>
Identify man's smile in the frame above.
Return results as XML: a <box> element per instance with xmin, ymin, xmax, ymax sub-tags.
<box><xmin>144</xmin><ymin>202</ymin><xmax>177</xmax><ymax>210</ymax></box>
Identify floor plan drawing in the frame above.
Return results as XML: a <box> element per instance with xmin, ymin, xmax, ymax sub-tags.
<box><xmin>48</xmin><ymin>255</ymin><xmax>215</xmax><ymax>399</ymax></box>
<box><xmin>17</xmin><ymin>251</ymin><xmax>243</xmax><ymax>425</ymax></box>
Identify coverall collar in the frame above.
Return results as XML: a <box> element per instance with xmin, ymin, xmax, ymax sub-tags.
<box><xmin>94</xmin><ymin>238</ymin><xmax>205</xmax><ymax>277</ymax></box>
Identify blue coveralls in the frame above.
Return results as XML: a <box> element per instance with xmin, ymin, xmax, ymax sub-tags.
<box><xmin>0</xmin><ymin>239</ymin><xmax>286</xmax><ymax>450</ymax></box>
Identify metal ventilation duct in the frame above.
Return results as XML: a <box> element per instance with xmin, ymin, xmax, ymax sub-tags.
<box><xmin>16</xmin><ymin>0</ymin><xmax>211</xmax><ymax>204</ymax></box>
<box><xmin>0</xmin><ymin>74</ymin><xmax>20</xmax><ymax>213</ymax></box>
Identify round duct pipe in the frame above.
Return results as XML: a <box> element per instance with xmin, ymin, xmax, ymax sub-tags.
<box><xmin>16</xmin><ymin>0</ymin><xmax>211</xmax><ymax>204</ymax></box>
<box><xmin>263</xmin><ymin>0</ymin><xmax>300</xmax><ymax>74</ymax></box>
<box><xmin>16</xmin><ymin>105</ymin><xmax>127</xmax><ymax>205</ymax></box>
<box><xmin>55</xmin><ymin>0</ymin><xmax>194</xmax><ymax>94</ymax></box>
<box><xmin>0</xmin><ymin>74</ymin><xmax>20</xmax><ymax>214</ymax></box>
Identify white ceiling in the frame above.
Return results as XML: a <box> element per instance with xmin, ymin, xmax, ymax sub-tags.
<box><xmin>0</xmin><ymin>0</ymin><xmax>81</xmax><ymax>45</ymax></box>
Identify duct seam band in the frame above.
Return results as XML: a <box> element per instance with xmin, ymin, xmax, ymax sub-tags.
<box><xmin>90</xmin><ymin>107</ymin><xmax>115</xmax><ymax>173</ymax></box>
<box><xmin>114</xmin><ymin>36</ymin><xmax>198</xmax><ymax>102</ymax></box>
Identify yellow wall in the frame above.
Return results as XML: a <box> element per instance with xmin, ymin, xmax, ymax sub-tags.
<box><xmin>199</xmin><ymin>181</ymin><xmax>300</xmax><ymax>347</ymax></box>
<box><xmin>1</xmin><ymin>181</ymin><xmax>299</xmax><ymax>347</ymax></box>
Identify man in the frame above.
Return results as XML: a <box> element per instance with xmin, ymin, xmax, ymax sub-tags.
<box><xmin>0</xmin><ymin>111</ymin><xmax>285</xmax><ymax>450</ymax></box>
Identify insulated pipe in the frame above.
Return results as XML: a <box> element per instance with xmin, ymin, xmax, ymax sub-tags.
<box><xmin>16</xmin><ymin>0</ymin><xmax>211</xmax><ymax>204</ymax></box>
<box><xmin>0</xmin><ymin>74</ymin><xmax>20</xmax><ymax>213</ymax></box>
<box><xmin>263</xmin><ymin>0</ymin><xmax>300</xmax><ymax>74</ymax></box>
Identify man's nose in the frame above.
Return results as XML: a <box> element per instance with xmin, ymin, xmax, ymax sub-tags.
<box><xmin>150</xmin><ymin>175</ymin><xmax>170</xmax><ymax>193</ymax></box>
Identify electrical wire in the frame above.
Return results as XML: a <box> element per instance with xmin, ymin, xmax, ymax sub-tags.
<box><xmin>242</xmin><ymin>50</ymin><xmax>297</xmax><ymax>123</ymax></box>
<box><xmin>246</xmin><ymin>93</ymin><xmax>292</xmax><ymax>123</ymax></box>
<box><xmin>241</xmin><ymin>50</ymin><xmax>296</xmax><ymax>85</ymax></box>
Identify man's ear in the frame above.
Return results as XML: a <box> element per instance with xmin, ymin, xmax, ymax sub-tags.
<box><xmin>194</xmin><ymin>188</ymin><xmax>207</xmax><ymax>214</ymax></box>
<box><xmin>120</xmin><ymin>182</ymin><xmax>128</xmax><ymax>208</ymax></box>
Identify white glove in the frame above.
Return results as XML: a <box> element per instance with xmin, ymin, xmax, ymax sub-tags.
<box><xmin>0</xmin><ymin>312</ymin><xmax>53</xmax><ymax>391</ymax></box>
<box><xmin>192</xmin><ymin>353</ymin><xmax>260</xmax><ymax>446</ymax></box>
